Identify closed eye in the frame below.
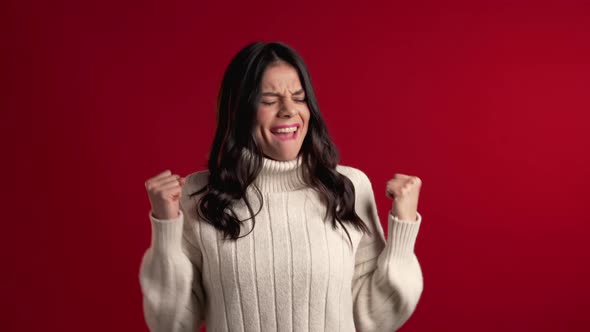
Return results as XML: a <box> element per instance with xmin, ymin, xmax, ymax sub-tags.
<box><xmin>261</xmin><ymin>98</ymin><xmax>306</xmax><ymax>106</ymax></box>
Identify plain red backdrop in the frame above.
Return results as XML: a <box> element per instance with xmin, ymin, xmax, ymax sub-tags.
<box><xmin>3</xmin><ymin>0</ymin><xmax>590</xmax><ymax>331</ymax></box>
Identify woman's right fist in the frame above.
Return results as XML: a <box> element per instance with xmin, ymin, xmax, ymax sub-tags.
<box><xmin>145</xmin><ymin>170</ymin><xmax>186</xmax><ymax>220</ymax></box>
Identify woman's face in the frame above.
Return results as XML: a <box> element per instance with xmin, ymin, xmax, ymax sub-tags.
<box><xmin>255</xmin><ymin>61</ymin><xmax>310</xmax><ymax>161</ymax></box>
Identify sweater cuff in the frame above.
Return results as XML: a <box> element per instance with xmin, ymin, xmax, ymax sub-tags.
<box><xmin>387</xmin><ymin>210</ymin><xmax>422</xmax><ymax>261</ymax></box>
<box><xmin>148</xmin><ymin>209</ymin><xmax>184</xmax><ymax>255</ymax></box>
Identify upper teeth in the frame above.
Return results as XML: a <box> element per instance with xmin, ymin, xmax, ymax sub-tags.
<box><xmin>274</xmin><ymin>126</ymin><xmax>298</xmax><ymax>133</ymax></box>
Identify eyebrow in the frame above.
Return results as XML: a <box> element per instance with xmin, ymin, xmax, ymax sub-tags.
<box><xmin>261</xmin><ymin>89</ymin><xmax>305</xmax><ymax>97</ymax></box>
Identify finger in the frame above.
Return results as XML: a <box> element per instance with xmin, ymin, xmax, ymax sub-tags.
<box><xmin>171</xmin><ymin>176</ymin><xmax>186</xmax><ymax>187</ymax></box>
<box><xmin>394</xmin><ymin>173</ymin><xmax>411</xmax><ymax>179</ymax></box>
<box><xmin>158</xmin><ymin>182</ymin><xmax>183</xmax><ymax>196</ymax></box>
<box><xmin>411</xmin><ymin>176</ymin><xmax>422</xmax><ymax>186</ymax></box>
<box><xmin>403</xmin><ymin>177</ymin><xmax>421</xmax><ymax>190</ymax></box>
<box><xmin>386</xmin><ymin>189</ymin><xmax>402</xmax><ymax>201</ymax></box>
<box><xmin>387</xmin><ymin>179</ymin><xmax>405</xmax><ymax>193</ymax></box>
<box><xmin>145</xmin><ymin>170</ymin><xmax>172</xmax><ymax>187</ymax></box>
<box><xmin>387</xmin><ymin>178</ymin><xmax>415</xmax><ymax>197</ymax></box>
<box><xmin>386</xmin><ymin>186</ymin><xmax>401</xmax><ymax>199</ymax></box>
<box><xmin>393</xmin><ymin>176</ymin><xmax>419</xmax><ymax>190</ymax></box>
<box><xmin>158</xmin><ymin>178</ymin><xmax>183</xmax><ymax>191</ymax></box>
<box><xmin>149</xmin><ymin>175</ymin><xmax>181</xmax><ymax>189</ymax></box>
<box><xmin>386</xmin><ymin>189</ymin><xmax>394</xmax><ymax>199</ymax></box>
<box><xmin>157</xmin><ymin>175</ymin><xmax>182</xmax><ymax>187</ymax></box>
<box><xmin>153</xmin><ymin>169</ymin><xmax>172</xmax><ymax>180</ymax></box>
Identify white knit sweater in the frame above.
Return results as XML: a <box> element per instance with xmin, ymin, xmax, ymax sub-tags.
<box><xmin>139</xmin><ymin>155</ymin><xmax>423</xmax><ymax>332</ymax></box>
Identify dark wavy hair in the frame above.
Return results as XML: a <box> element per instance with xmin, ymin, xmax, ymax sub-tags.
<box><xmin>189</xmin><ymin>41</ymin><xmax>370</xmax><ymax>245</ymax></box>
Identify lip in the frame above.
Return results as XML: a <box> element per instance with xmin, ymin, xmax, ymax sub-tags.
<box><xmin>270</xmin><ymin>124</ymin><xmax>301</xmax><ymax>141</ymax></box>
<box><xmin>270</xmin><ymin>123</ymin><xmax>301</xmax><ymax>132</ymax></box>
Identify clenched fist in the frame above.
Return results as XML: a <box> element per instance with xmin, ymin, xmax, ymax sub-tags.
<box><xmin>145</xmin><ymin>170</ymin><xmax>186</xmax><ymax>220</ymax></box>
<box><xmin>386</xmin><ymin>174</ymin><xmax>422</xmax><ymax>222</ymax></box>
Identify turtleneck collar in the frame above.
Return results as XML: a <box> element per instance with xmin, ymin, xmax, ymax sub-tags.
<box><xmin>241</xmin><ymin>148</ymin><xmax>306</xmax><ymax>192</ymax></box>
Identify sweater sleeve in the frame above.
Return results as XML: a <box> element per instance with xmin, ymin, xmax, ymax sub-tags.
<box><xmin>350</xmin><ymin>170</ymin><xmax>423</xmax><ymax>332</ymax></box>
<box><xmin>138</xmin><ymin>194</ymin><xmax>207</xmax><ymax>331</ymax></box>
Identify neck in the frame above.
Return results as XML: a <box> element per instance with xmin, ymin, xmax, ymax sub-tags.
<box><xmin>241</xmin><ymin>148</ymin><xmax>306</xmax><ymax>192</ymax></box>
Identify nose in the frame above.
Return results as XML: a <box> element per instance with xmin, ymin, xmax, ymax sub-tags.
<box><xmin>278</xmin><ymin>100</ymin><xmax>297</xmax><ymax>117</ymax></box>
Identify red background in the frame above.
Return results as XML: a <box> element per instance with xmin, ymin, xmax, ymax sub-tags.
<box><xmin>4</xmin><ymin>0</ymin><xmax>590</xmax><ymax>331</ymax></box>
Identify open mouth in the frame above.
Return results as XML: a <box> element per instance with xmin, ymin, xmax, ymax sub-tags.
<box><xmin>270</xmin><ymin>125</ymin><xmax>299</xmax><ymax>141</ymax></box>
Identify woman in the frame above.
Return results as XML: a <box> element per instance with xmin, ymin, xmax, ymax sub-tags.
<box><xmin>140</xmin><ymin>41</ymin><xmax>424</xmax><ymax>332</ymax></box>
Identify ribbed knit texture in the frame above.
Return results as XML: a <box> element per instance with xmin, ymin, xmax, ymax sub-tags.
<box><xmin>139</xmin><ymin>153</ymin><xmax>423</xmax><ymax>332</ymax></box>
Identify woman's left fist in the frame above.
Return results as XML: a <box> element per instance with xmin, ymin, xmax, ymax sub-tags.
<box><xmin>386</xmin><ymin>174</ymin><xmax>422</xmax><ymax>222</ymax></box>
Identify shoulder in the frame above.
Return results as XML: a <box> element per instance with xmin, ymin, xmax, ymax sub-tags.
<box><xmin>336</xmin><ymin>165</ymin><xmax>373</xmax><ymax>199</ymax></box>
<box><xmin>179</xmin><ymin>169</ymin><xmax>210</xmax><ymax>220</ymax></box>
<box><xmin>336</xmin><ymin>165</ymin><xmax>379</xmax><ymax>220</ymax></box>
<box><xmin>183</xmin><ymin>170</ymin><xmax>210</xmax><ymax>194</ymax></box>
<box><xmin>180</xmin><ymin>169</ymin><xmax>210</xmax><ymax>205</ymax></box>
<box><xmin>336</xmin><ymin>164</ymin><xmax>373</xmax><ymax>192</ymax></box>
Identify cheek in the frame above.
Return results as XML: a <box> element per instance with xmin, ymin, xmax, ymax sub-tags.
<box><xmin>303</xmin><ymin>107</ymin><xmax>311</xmax><ymax>119</ymax></box>
<box><xmin>255</xmin><ymin>112</ymin><xmax>270</xmax><ymax>139</ymax></box>
<box><xmin>256</xmin><ymin>109</ymin><xmax>272</xmax><ymax>127</ymax></box>
<box><xmin>254</xmin><ymin>123</ymin><xmax>265</xmax><ymax>140</ymax></box>
<box><xmin>302</xmin><ymin>109</ymin><xmax>311</xmax><ymax>129</ymax></box>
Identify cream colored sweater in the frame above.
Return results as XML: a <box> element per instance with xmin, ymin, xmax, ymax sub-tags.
<box><xmin>139</xmin><ymin>155</ymin><xmax>423</xmax><ymax>332</ymax></box>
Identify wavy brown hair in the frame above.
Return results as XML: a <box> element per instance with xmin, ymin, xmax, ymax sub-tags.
<box><xmin>189</xmin><ymin>41</ymin><xmax>370</xmax><ymax>246</ymax></box>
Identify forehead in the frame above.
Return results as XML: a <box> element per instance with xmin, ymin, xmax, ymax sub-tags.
<box><xmin>260</xmin><ymin>62</ymin><xmax>302</xmax><ymax>91</ymax></box>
